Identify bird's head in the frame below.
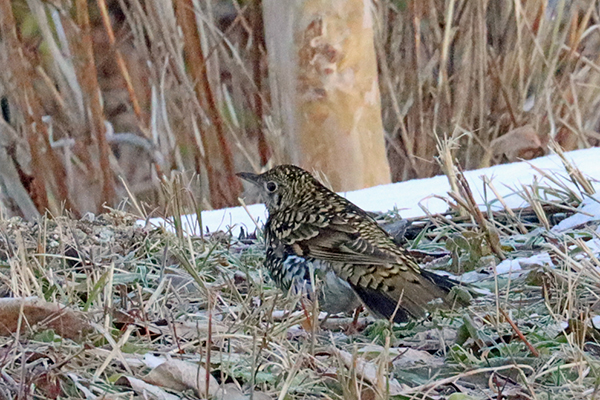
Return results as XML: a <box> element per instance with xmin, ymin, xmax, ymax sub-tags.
<box><xmin>237</xmin><ymin>165</ymin><xmax>319</xmax><ymax>213</ymax></box>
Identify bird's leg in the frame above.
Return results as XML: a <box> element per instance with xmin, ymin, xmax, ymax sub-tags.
<box><xmin>352</xmin><ymin>305</ymin><xmax>363</xmax><ymax>325</ymax></box>
<box><xmin>299</xmin><ymin>295</ymin><xmax>319</xmax><ymax>355</ymax></box>
<box><xmin>299</xmin><ymin>297</ymin><xmax>314</xmax><ymax>331</ymax></box>
<box><xmin>319</xmin><ymin>312</ymin><xmax>332</xmax><ymax>328</ymax></box>
<box><xmin>346</xmin><ymin>305</ymin><xmax>364</xmax><ymax>334</ymax></box>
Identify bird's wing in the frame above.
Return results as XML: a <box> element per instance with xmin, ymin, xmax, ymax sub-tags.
<box><xmin>274</xmin><ymin>211</ymin><xmax>416</xmax><ymax>268</ymax></box>
<box><xmin>304</xmin><ymin>223</ymin><xmax>454</xmax><ymax>322</ymax></box>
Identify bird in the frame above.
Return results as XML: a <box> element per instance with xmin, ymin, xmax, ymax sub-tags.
<box><xmin>237</xmin><ymin>165</ymin><xmax>460</xmax><ymax>323</ymax></box>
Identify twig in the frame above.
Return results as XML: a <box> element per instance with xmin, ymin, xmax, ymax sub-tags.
<box><xmin>453</xmin><ymin>166</ymin><xmax>506</xmax><ymax>259</ymax></box>
<box><xmin>499</xmin><ymin>308</ymin><xmax>539</xmax><ymax>357</ymax></box>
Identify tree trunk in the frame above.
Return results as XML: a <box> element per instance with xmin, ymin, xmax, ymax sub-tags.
<box><xmin>262</xmin><ymin>0</ymin><xmax>391</xmax><ymax>191</ymax></box>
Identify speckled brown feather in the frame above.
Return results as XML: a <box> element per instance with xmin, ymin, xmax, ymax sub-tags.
<box><xmin>238</xmin><ymin>165</ymin><xmax>459</xmax><ymax>322</ymax></box>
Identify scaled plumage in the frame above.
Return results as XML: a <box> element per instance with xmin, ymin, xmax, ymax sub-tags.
<box><xmin>238</xmin><ymin>165</ymin><xmax>459</xmax><ymax>322</ymax></box>
<box><xmin>267</xmin><ymin>247</ymin><xmax>361</xmax><ymax>315</ymax></box>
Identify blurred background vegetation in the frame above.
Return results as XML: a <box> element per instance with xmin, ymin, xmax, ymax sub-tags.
<box><xmin>0</xmin><ymin>0</ymin><xmax>599</xmax><ymax>219</ymax></box>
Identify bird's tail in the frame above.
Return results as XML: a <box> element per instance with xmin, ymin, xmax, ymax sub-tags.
<box><xmin>350</xmin><ymin>268</ymin><xmax>467</xmax><ymax>324</ymax></box>
<box><xmin>420</xmin><ymin>269</ymin><xmax>458</xmax><ymax>292</ymax></box>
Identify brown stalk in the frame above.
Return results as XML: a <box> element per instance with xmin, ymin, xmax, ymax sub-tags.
<box><xmin>250</xmin><ymin>0</ymin><xmax>269</xmax><ymax>165</ymax></box>
<box><xmin>488</xmin><ymin>56</ymin><xmax>518</xmax><ymax>127</ymax></box>
<box><xmin>96</xmin><ymin>0</ymin><xmax>147</xmax><ymax>134</ymax></box>
<box><xmin>74</xmin><ymin>0</ymin><xmax>115</xmax><ymax>208</ymax></box>
<box><xmin>434</xmin><ymin>0</ymin><xmax>455</xmax><ymax>124</ymax></box>
<box><xmin>499</xmin><ymin>308</ymin><xmax>539</xmax><ymax>357</ymax></box>
<box><xmin>475</xmin><ymin>0</ymin><xmax>487</xmax><ymax>162</ymax></box>
<box><xmin>174</xmin><ymin>0</ymin><xmax>241</xmax><ymax>207</ymax></box>
<box><xmin>0</xmin><ymin>0</ymin><xmax>74</xmax><ymax>214</ymax></box>
<box><xmin>410</xmin><ymin>1</ymin><xmax>425</xmax><ymax>174</ymax></box>
<box><xmin>377</xmin><ymin>36</ymin><xmax>418</xmax><ymax>177</ymax></box>
<box><xmin>452</xmin><ymin>166</ymin><xmax>506</xmax><ymax>260</ymax></box>
<box><xmin>483</xmin><ymin>177</ymin><xmax>528</xmax><ymax>235</ymax></box>
<box><xmin>173</xmin><ymin>0</ymin><xmax>216</xmax><ymax>200</ymax></box>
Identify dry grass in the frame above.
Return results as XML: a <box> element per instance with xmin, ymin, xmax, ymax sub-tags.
<box><xmin>0</xmin><ymin>159</ymin><xmax>598</xmax><ymax>398</ymax></box>
<box><xmin>1</xmin><ymin>0</ymin><xmax>600</xmax><ymax>217</ymax></box>
<box><xmin>377</xmin><ymin>0</ymin><xmax>600</xmax><ymax>179</ymax></box>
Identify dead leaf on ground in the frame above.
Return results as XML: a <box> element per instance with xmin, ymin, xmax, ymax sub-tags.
<box><xmin>0</xmin><ymin>297</ymin><xmax>90</xmax><ymax>340</ymax></box>
<box><xmin>117</xmin><ymin>376</ymin><xmax>180</xmax><ymax>400</ymax></box>
<box><xmin>217</xmin><ymin>383</ymin><xmax>271</xmax><ymax>400</ymax></box>
<box><xmin>144</xmin><ymin>358</ymin><xmax>220</xmax><ymax>397</ymax></box>
<box><xmin>391</xmin><ymin>348</ymin><xmax>445</xmax><ymax>368</ymax></box>
<box><xmin>334</xmin><ymin>348</ymin><xmax>405</xmax><ymax>396</ymax></box>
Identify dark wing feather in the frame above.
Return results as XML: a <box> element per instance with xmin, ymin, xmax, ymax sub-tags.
<box><xmin>299</xmin><ymin>222</ymin><xmax>418</xmax><ymax>269</ymax></box>
<box><xmin>272</xmin><ymin>206</ymin><xmax>412</xmax><ymax>266</ymax></box>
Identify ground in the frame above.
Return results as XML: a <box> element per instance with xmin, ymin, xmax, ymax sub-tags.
<box><xmin>0</xmin><ymin>153</ymin><xmax>599</xmax><ymax>399</ymax></box>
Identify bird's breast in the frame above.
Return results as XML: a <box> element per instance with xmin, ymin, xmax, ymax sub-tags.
<box><xmin>273</xmin><ymin>253</ymin><xmax>331</xmax><ymax>293</ymax></box>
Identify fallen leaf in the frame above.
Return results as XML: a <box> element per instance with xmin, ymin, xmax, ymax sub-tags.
<box><xmin>143</xmin><ymin>358</ymin><xmax>220</xmax><ymax>397</ymax></box>
<box><xmin>117</xmin><ymin>376</ymin><xmax>180</xmax><ymax>400</ymax></box>
<box><xmin>216</xmin><ymin>383</ymin><xmax>271</xmax><ymax>400</ymax></box>
<box><xmin>391</xmin><ymin>348</ymin><xmax>445</xmax><ymax>368</ymax></box>
<box><xmin>0</xmin><ymin>297</ymin><xmax>90</xmax><ymax>340</ymax></box>
<box><xmin>334</xmin><ymin>348</ymin><xmax>405</xmax><ymax>396</ymax></box>
<box><xmin>34</xmin><ymin>371</ymin><xmax>62</xmax><ymax>399</ymax></box>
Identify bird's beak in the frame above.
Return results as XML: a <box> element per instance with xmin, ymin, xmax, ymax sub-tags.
<box><xmin>236</xmin><ymin>171</ymin><xmax>261</xmax><ymax>185</ymax></box>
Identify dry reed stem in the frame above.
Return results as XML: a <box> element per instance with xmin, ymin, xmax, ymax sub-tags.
<box><xmin>96</xmin><ymin>0</ymin><xmax>146</xmax><ymax>133</ymax></box>
<box><xmin>2</xmin><ymin>0</ymin><xmax>599</xmax><ymax>216</ymax></box>
<box><xmin>378</xmin><ymin>0</ymin><xmax>600</xmax><ymax>182</ymax></box>
<box><xmin>0</xmin><ymin>0</ymin><xmax>71</xmax><ymax>213</ymax></box>
<box><xmin>449</xmin><ymin>166</ymin><xmax>506</xmax><ymax>260</ymax></box>
<box><xmin>74</xmin><ymin>0</ymin><xmax>115</xmax><ymax>207</ymax></box>
<box><xmin>249</xmin><ymin>0</ymin><xmax>269</xmax><ymax>165</ymax></box>
<box><xmin>550</xmin><ymin>140</ymin><xmax>596</xmax><ymax>196</ymax></box>
<box><xmin>175</xmin><ymin>0</ymin><xmax>240</xmax><ymax>208</ymax></box>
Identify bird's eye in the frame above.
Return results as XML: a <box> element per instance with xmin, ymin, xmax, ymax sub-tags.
<box><xmin>265</xmin><ymin>181</ymin><xmax>278</xmax><ymax>192</ymax></box>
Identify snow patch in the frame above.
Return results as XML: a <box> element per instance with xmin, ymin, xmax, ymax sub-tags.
<box><xmin>495</xmin><ymin>259</ymin><xmax>523</xmax><ymax>275</ymax></box>
<box><xmin>552</xmin><ymin>194</ymin><xmax>600</xmax><ymax>232</ymax></box>
<box><xmin>495</xmin><ymin>252</ymin><xmax>553</xmax><ymax>275</ymax></box>
<box><xmin>140</xmin><ymin>147</ymin><xmax>600</xmax><ymax>236</ymax></box>
<box><xmin>586</xmin><ymin>239</ymin><xmax>600</xmax><ymax>255</ymax></box>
